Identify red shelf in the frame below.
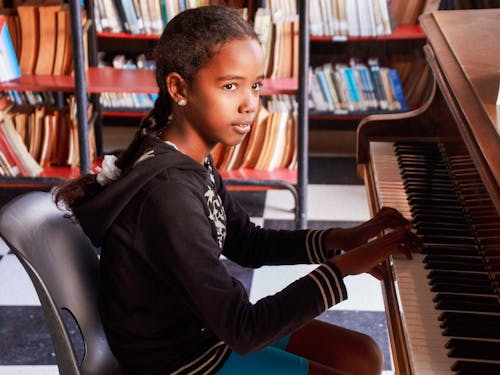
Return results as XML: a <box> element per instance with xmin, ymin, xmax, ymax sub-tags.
<box><xmin>38</xmin><ymin>166</ymin><xmax>84</xmax><ymax>179</ymax></box>
<box><xmin>0</xmin><ymin>74</ymin><xmax>78</xmax><ymax>92</ymax></box>
<box><xmin>0</xmin><ymin>68</ymin><xmax>297</xmax><ymax>95</ymax></box>
<box><xmin>102</xmin><ymin>110</ymin><xmax>147</xmax><ymax>118</ymax></box>
<box><xmin>97</xmin><ymin>32</ymin><xmax>161</xmax><ymax>40</ymax></box>
<box><xmin>311</xmin><ymin>25</ymin><xmax>426</xmax><ymax>42</ymax></box>
<box><xmin>219</xmin><ymin>168</ymin><xmax>297</xmax><ymax>185</ymax></box>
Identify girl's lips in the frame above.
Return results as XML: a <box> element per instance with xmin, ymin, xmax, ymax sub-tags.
<box><xmin>232</xmin><ymin>123</ymin><xmax>251</xmax><ymax>135</ymax></box>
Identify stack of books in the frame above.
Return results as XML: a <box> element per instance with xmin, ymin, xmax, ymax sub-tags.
<box><xmin>309</xmin><ymin>58</ymin><xmax>415</xmax><ymax>114</ymax></box>
<box><xmin>212</xmin><ymin>96</ymin><xmax>297</xmax><ymax>171</ymax></box>
<box><xmin>0</xmin><ymin>96</ymin><xmax>96</xmax><ymax>177</ymax></box>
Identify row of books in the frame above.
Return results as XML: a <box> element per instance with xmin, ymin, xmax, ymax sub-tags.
<box><xmin>4</xmin><ymin>3</ymin><xmax>77</xmax><ymax>75</ymax></box>
<box><xmin>3</xmin><ymin>91</ymin><xmax>56</xmax><ymax>107</ymax></box>
<box><xmin>254</xmin><ymin>8</ymin><xmax>299</xmax><ymax>79</ymax></box>
<box><xmin>93</xmin><ymin>0</ymin><xmax>234</xmax><ymax>35</ymax></box>
<box><xmin>98</xmin><ymin>53</ymin><xmax>158</xmax><ymax>111</ymax></box>
<box><xmin>0</xmin><ymin>15</ymin><xmax>21</xmax><ymax>82</ymax></box>
<box><xmin>95</xmin><ymin>2</ymin><xmax>300</xmax><ymax>80</ymax></box>
<box><xmin>309</xmin><ymin>58</ymin><xmax>409</xmax><ymax>114</ymax></box>
<box><xmin>0</xmin><ymin>97</ymin><xmax>96</xmax><ymax>178</ymax></box>
<box><xmin>212</xmin><ymin>95</ymin><xmax>297</xmax><ymax>171</ymax></box>
<box><xmin>309</xmin><ymin>0</ymin><xmax>392</xmax><ymax>38</ymax></box>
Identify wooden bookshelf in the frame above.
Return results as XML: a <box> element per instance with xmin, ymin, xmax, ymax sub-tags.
<box><xmin>97</xmin><ymin>32</ymin><xmax>161</xmax><ymax>40</ymax></box>
<box><xmin>310</xmin><ymin>25</ymin><xmax>426</xmax><ymax>42</ymax></box>
<box><xmin>0</xmin><ymin>68</ymin><xmax>298</xmax><ymax>96</ymax></box>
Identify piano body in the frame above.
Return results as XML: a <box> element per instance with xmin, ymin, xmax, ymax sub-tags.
<box><xmin>356</xmin><ymin>10</ymin><xmax>500</xmax><ymax>375</ymax></box>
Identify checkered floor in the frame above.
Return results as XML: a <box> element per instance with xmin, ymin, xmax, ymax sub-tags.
<box><xmin>0</xmin><ymin>156</ymin><xmax>395</xmax><ymax>374</ymax></box>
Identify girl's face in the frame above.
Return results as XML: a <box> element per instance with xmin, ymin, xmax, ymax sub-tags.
<box><xmin>184</xmin><ymin>38</ymin><xmax>264</xmax><ymax>153</ymax></box>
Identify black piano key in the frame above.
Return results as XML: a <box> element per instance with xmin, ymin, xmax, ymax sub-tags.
<box><xmin>428</xmin><ymin>272</ymin><xmax>493</xmax><ymax>286</ymax></box>
<box><xmin>431</xmin><ymin>282</ymin><xmax>495</xmax><ymax>295</ymax></box>
<box><xmin>416</xmin><ymin>222</ymin><xmax>472</xmax><ymax>233</ymax></box>
<box><xmin>434</xmin><ymin>294</ymin><xmax>500</xmax><ymax>313</ymax></box>
<box><xmin>446</xmin><ymin>338</ymin><xmax>500</xmax><ymax>361</ymax></box>
<box><xmin>442</xmin><ymin>325</ymin><xmax>500</xmax><ymax>340</ymax></box>
<box><xmin>452</xmin><ymin>360</ymin><xmax>500</xmax><ymax>374</ymax></box>
<box><xmin>406</xmin><ymin>185</ymin><xmax>458</xmax><ymax>195</ymax></box>
<box><xmin>413</xmin><ymin>214</ymin><xmax>469</xmax><ymax>225</ymax></box>
<box><xmin>425</xmin><ymin>260</ymin><xmax>486</xmax><ymax>272</ymax></box>
<box><xmin>421</xmin><ymin>235</ymin><xmax>476</xmax><ymax>245</ymax></box>
<box><xmin>417</xmin><ymin>226</ymin><xmax>474</xmax><ymax>237</ymax></box>
<box><xmin>423</xmin><ymin>243</ymin><xmax>479</xmax><ymax>253</ymax></box>
<box><xmin>411</xmin><ymin>207</ymin><xmax>466</xmax><ymax>216</ymax></box>
<box><xmin>427</xmin><ymin>270</ymin><xmax>491</xmax><ymax>284</ymax></box>
<box><xmin>439</xmin><ymin>311</ymin><xmax>500</xmax><ymax>326</ymax></box>
<box><xmin>439</xmin><ymin>312</ymin><xmax>500</xmax><ymax>339</ymax></box>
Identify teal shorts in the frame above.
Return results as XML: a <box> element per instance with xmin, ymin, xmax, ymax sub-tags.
<box><xmin>216</xmin><ymin>336</ymin><xmax>308</xmax><ymax>375</ymax></box>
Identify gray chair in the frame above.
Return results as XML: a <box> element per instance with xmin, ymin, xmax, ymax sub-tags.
<box><xmin>0</xmin><ymin>191</ymin><xmax>122</xmax><ymax>375</ymax></box>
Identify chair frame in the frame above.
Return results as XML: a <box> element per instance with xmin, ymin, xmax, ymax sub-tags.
<box><xmin>0</xmin><ymin>191</ymin><xmax>121</xmax><ymax>375</ymax></box>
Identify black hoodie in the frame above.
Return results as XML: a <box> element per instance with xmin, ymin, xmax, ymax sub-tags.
<box><xmin>73</xmin><ymin>135</ymin><xmax>348</xmax><ymax>374</ymax></box>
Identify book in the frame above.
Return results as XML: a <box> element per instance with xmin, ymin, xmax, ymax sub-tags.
<box><xmin>0</xmin><ymin>15</ymin><xmax>21</xmax><ymax>82</ymax></box>
<box><xmin>0</xmin><ymin>125</ymin><xmax>23</xmax><ymax>176</ymax></box>
<box><xmin>39</xmin><ymin>111</ymin><xmax>57</xmax><ymax>167</ymax></box>
<box><xmin>29</xmin><ymin>106</ymin><xmax>45</xmax><ymax>162</ymax></box>
<box><xmin>388</xmin><ymin>68</ymin><xmax>409</xmax><ymax>111</ymax></box>
<box><xmin>53</xmin><ymin>5</ymin><xmax>70</xmax><ymax>75</ymax></box>
<box><xmin>367</xmin><ymin>58</ymin><xmax>388</xmax><ymax>110</ymax></box>
<box><xmin>59</xmin><ymin>6</ymin><xmax>74</xmax><ymax>75</ymax></box>
<box><xmin>1</xmin><ymin>116</ymin><xmax>43</xmax><ymax>177</ymax></box>
<box><xmin>35</xmin><ymin>5</ymin><xmax>60</xmax><ymax>75</ymax></box>
<box><xmin>17</xmin><ymin>5</ymin><xmax>40</xmax><ymax>75</ymax></box>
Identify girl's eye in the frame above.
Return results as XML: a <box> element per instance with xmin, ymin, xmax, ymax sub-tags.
<box><xmin>252</xmin><ymin>81</ymin><xmax>263</xmax><ymax>91</ymax></box>
<box><xmin>224</xmin><ymin>83</ymin><xmax>237</xmax><ymax>90</ymax></box>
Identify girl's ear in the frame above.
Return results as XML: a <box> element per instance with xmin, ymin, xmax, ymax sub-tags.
<box><xmin>166</xmin><ymin>72</ymin><xmax>188</xmax><ymax>104</ymax></box>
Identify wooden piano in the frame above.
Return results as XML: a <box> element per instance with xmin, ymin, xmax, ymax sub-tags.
<box><xmin>356</xmin><ymin>9</ymin><xmax>500</xmax><ymax>375</ymax></box>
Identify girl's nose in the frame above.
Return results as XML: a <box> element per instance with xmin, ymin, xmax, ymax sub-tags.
<box><xmin>239</xmin><ymin>90</ymin><xmax>259</xmax><ymax>114</ymax></box>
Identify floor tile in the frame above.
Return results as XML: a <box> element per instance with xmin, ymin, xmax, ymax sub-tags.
<box><xmin>0</xmin><ymin>306</ymin><xmax>54</xmax><ymax>365</ymax></box>
<box><xmin>0</xmin><ymin>366</ymin><xmax>58</xmax><ymax>375</ymax></box>
<box><xmin>0</xmin><ymin>255</ymin><xmax>40</xmax><ymax>306</ymax></box>
<box><xmin>263</xmin><ymin>184</ymin><xmax>370</xmax><ymax>222</ymax></box>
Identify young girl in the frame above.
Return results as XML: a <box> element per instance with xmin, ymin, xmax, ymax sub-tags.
<box><xmin>55</xmin><ymin>6</ymin><xmax>420</xmax><ymax>375</ymax></box>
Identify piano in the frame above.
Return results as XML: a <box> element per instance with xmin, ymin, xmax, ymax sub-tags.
<box><xmin>356</xmin><ymin>10</ymin><xmax>500</xmax><ymax>375</ymax></box>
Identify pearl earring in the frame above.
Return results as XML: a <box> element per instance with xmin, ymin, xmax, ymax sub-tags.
<box><xmin>177</xmin><ymin>99</ymin><xmax>186</xmax><ymax>106</ymax></box>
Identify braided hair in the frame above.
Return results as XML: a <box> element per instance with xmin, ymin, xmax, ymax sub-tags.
<box><xmin>55</xmin><ymin>5</ymin><xmax>259</xmax><ymax>209</ymax></box>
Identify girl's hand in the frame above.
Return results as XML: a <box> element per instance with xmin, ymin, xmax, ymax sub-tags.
<box><xmin>331</xmin><ymin>227</ymin><xmax>422</xmax><ymax>280</ymax></box>
<box><xmin>325</xmin><ymin>207</ymin><xmax>411</xmax><ymax>251</ymax></box>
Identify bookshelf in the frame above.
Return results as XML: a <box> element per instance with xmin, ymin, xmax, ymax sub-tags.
<box><xmin>0</xmin><ymin>0</ymin><xmax>93</xmax><ymax>186</ymax></box>
<box><xmin>307</xmin><ymin>1</ymin><xmax>433</xmax><ymax>143</ymax></box>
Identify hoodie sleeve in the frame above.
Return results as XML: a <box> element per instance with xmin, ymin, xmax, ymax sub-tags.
<box><xmin>214</xmin><ymin>171</ymin><xmax>343</xmax><ymax>268</ymax></box>
<box><xmin>138</xmin><ymin>179</ymin><xmax>347</xmax><ymax>355</ymax></box>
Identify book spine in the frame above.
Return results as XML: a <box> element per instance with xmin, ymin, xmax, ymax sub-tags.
<box><xmin>342</xmin><ymin>67</ymin><xmax>361</xmax><ymax>109</ymax></box>
<box><xmin>316</xmin><ymin>68</ymin><xmax>334</xmax><ymax>111</ymax></box>
<box><xmin>0</xmin><ymin>17</ymin><xmax>21</xmax><ymax>82</ymax></box>
<box><xmin>368</xmin><ymin>59</ymin><xmax>388</xmax><ymax>110</ymax></box>
<box><xmin>388</xmin><ymin>68</ymin><xmax>409</xmax><ymax>111</ymax></box>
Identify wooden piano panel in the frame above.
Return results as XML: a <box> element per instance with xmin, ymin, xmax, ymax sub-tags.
<box><xmin>357</xmin><ymin>9</ymin><xmax>500</xmax><ymax>375</ymax></box>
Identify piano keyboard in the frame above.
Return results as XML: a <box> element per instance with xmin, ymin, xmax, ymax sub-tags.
<box><xmin>370</xmin><ymin>141</ymin><xmax>500</xmax><ymax>375</ymax></box>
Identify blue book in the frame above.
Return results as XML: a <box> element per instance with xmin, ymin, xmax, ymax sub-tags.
<box><xmin>388</xmin><ymin>68</ymin><xmax>409</xmax><ymax>111</ymax></box>
<box><xmin>315</xmin><ymin>69</ymin><xmax>334</xmax><ymax>111</ymax></box>
<box><xmin>341</xmin><ymin>67</ymin><xmax>362</xmax><ymax>109</ymax></box>
<box><xmin>0</xmin><ymin>16</ymin><xmax>21</xmax><ymax>82</ymax></box>
<box><xmin>367</xmin><ymin>59</ymin><xmax>388</xmax><ymax>110</ymax></box>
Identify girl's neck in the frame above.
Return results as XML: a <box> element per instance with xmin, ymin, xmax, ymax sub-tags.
<box><xmin>160</xmin><ymin>127</ymin><xmax>211</xmax><ymax>164</ymax></box>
